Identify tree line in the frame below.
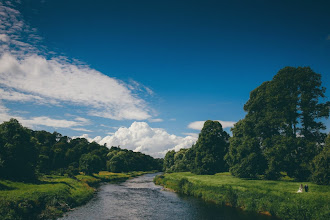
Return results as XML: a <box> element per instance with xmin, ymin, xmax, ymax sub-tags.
<box><xmin>0</xmin><ymin>119</ymin><xmax>162</xmax><ymax>181</ymax></box>
<box><xmin>164</xmin><ymin>67</ymin><xmax>329</xmax><ymax>185</ymax></box>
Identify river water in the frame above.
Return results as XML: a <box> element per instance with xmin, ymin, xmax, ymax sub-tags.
<box><xmin>60</xmin><ymin>173</ymin><xmax>275</xmax><ymax>220</ymax></box>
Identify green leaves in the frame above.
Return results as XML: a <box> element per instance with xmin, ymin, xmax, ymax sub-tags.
<box><xmin>192</xmin><ymin>120</ymin><xmax>230</xmax><ymax>175</ymax></box>
<box><xmin>226</xmin><ymin>67</ymin><xmax>329</xmax><ymax>182</ymax></box>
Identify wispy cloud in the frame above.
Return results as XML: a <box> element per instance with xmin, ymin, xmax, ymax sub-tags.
<box><xmin>148</xmin><ymin>118</ymin><xmax>163</xmax><ymax>122</ymax></box>
<box><xmin>188</xmin><ymin>120</ymin><xmax>236</xmax><ymax>130</ymax></box>
<box><xmin>72</xmin><ymin>127</ymin><xmax>93</xmax><ymax>132</ymax></box>
<box><xmin>0</xmin><ymin>1</ymin><xmax>153</xmax><ymax>122</ymax></box>
<box><xmin>0</xmin><ymin>101</ymin><xmax>90</xmax><ymax>130</ymax></box>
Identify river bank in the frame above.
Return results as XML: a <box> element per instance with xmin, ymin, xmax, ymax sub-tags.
<box><xmin>0</xmin><ymin>171</ymin><xmax>153</xmax><ymax>219</ymax></box>
<box><xmin>154</xmin><ymin>172</ymin><xmax>330</xmax><ymax>220</ymax></box>
<box><xmin>61</xmin><ymin>172</ymin><xmax>274</xmax><ymax>220</ymax></box>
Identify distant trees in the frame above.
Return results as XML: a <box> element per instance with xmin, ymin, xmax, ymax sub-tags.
<box><xmin>0</xmin><ymin>119</ymin><xmax>37</xmax><ymax>180</ymax></box>
<box><xmin>225</xmin><ymin>67</ymin><xmax>329</xmax><ymax>182</ymax></box>
<box><xmin>106</xmin><ymin>146</ymin><xmax>163</xmax><ymax>173</ymax></box>
<box><xmin>163</xmin><ymin>150</ymin><xmax>175</xmax><ymax>172</ymax></box>
<box><xmin>79</xmin><ymin>153</ymin><xmax>102</xmax><ymax>175</ymax></box>
<box><xmin>0</xmin><ymin>119</ymin><xmax>162</xmax><ymax>181</ymax></box>
<box><xmin>163</xmin><ymin>120</ymin><xmax>230</xmax><ymax>175</ymax></box>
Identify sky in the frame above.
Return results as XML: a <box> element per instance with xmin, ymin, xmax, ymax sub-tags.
<box><xmin>0</xmin><ymin>0</ymin><xmax>329</xmax><ymax>157</ymax></box>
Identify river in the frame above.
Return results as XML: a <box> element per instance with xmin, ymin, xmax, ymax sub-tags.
<box><xmin>60</xmin><ymin>173</ymin><xmax>275</xmax><ymax>220</ymax></box>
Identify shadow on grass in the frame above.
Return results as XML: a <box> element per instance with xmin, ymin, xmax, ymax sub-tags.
<box><xmin>0</xmin><ymin>182</ymin><xmax>15</xmax><ymax>190</ymax></box>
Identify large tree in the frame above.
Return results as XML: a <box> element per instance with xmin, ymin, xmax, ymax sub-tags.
<box><xmin>193</xmin><ymin>120</ymin><xmax>230</xmax><ymax>175</ymax></box>
<box><xmin>226</xmin><ymin>67</ymin><xmax>329</xmax><ymax>180</ymax></box>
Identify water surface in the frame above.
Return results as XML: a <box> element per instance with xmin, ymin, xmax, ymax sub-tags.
<box><xmin>60</xmin><ymin>173</ymin><xmax>275</xmax><ymax>220</ymax></box>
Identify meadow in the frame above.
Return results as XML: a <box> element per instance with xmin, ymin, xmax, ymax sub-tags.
<box><xmin>154</xmin><ymin>172</ymin><xmax>330</xmax><ymax>220</ymax></box>
<box><xmin>0</xmin><ymin>171</ymin><xmax>152</xmax><ymax>220</ymax></box>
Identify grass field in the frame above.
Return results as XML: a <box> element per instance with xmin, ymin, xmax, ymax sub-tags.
<box><xmin>0</xmin><ymin>171</ymin><xmax>152</xmax><ymax>220</ymax></box>
<box><xmin>154</xmin><ymin>172</ymin><xmax>330</xmax><ymax>220</ymax></box>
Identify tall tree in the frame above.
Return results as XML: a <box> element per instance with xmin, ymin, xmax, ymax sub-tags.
<box><xmin>226</xmin><ymin>67</ymin><xmax>329</xmax><ymax>180</ymax></box>
<box><xmin>193</xmin><ymin>120</ymin><xmax>230</xmax><ymax>175</ymax></box>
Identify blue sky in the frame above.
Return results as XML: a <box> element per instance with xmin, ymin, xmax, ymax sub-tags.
<box><xmin>0</xmin><ymin>0</ymin><xmax>329</xmax><ymax>157</ymax></box>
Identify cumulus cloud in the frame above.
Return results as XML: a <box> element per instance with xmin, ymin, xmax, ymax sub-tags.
<box><xmin>188</xmin><ymin>120</ymin><xmax>236</xmax><ymax>130</ymax></box>
<box><xmin>0</xmin><ymin>1</ymin><xmax>152</xmax><ymax>121</ymax></box>
<box><xmin>79</xmin><ymin>122</ymin><xmax>198</xmax><ymax>158</ymax></box>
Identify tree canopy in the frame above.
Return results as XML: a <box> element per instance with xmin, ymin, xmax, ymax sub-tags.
<box><xmin>163</xmin><ymin>120</ymin><xmax>230</xmax><ymax>175</ymax></box>
<box><xmin>225</xmin><ymin>66</ymin><xmax>330</xmax><ymax>181</ymax></box>
<box><xmin>0</xmin><ymin>119</ymin><xmax>162</xmax><ymax>181</ymax></box>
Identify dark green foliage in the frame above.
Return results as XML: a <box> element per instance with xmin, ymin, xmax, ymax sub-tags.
<box><xmin>226</xmin><ymin>67</ymin><xmax>329</xmax><ymax>182</ymax></box>
<box><xmin>193</xmin><ymin>120</ymin><xmax>230</xmax><ymax>174</ymax></box>
<box><xmin>0</xmin><ymin>119</ymin><xmax>37</xmax><ymax>180</ymax></box>
<box><xmin>311</xmin><ymin>133</ymin><xmax>330</xmax><ymax>185</ymax></box>
<box><xmin>163</xmin><ymin>150</ymin><xmax>175</xmax><ymax>172</ymax></box>
<box><xmin>225</xmin><ymin>120</ymin><xmax>266</xmax><ymax>178</ymax></box>
<box><xmin>79</xmin><ymin>153</ymin><xmax>102</xmax><ymax>175</ymax></box>
<box><xmin>163</xmin><ymin>149</ymin><xmax>190</xmax><ymax>172</ymax></box>
<box><xmin>0</xmin><ymin>118</ymin><xmax>162</xmax><ymax>180</ymax></box>
<box><xmin>106</xmin><ymin>146</ymin><xmax>162</xmax><ymax>173</ymax></box>
<box><xmin>163</xmin><ymin>120</ymin><xmax>230</xmax><ymax>174</ymax></box>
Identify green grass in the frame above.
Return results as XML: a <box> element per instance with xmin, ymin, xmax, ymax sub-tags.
<box><xmin>154</xmin><ymin>172</ymin><xmax>330</xmax><ymax>220</ymax></box>
<box><xmin>0</xmin><ymin>171</ymin><xmax>152</xmax><ymax>220</ymax></box>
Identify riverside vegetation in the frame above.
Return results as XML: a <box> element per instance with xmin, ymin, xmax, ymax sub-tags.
<box><xmin>0</xmin><ymin>171</ymin><xmax>153</xmax><ymax>219</ymax></box>
<box><xmin>0</xmin><ymin>118</ymin><xmax>162</xmax><ymax>219</ymax></box>
<box><xmin>159</xmin><ymin>67</ymin><xmax>330</xmax><ymax>219</ymax></box>
<box><xmin>154</xmin><ymin>172</ymin><xmax>330</xmax><ymax>220</ymax></box>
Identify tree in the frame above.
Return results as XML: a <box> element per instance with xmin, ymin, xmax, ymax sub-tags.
<box><xmin>193</xmin><ymin>120</ymin><xmax>230</xmax><ymax>175</ymax></box>
<box><xmin>225</xmin><ymin>120</ymin><xmax>267</xmax><ymax>178</ymax></box>
<box><xmin>311</xmin><ymin>133</ymin><xmax>330</xmax><ymax>185</ymax></box>
<box><xmin>79</xmin><ymin>153</ymin><xmax>102</xmax><ymax>175</ymax></box>
<box><xmin>163</xmin><ymin>150</ymin><xmax>175</xmax><ymax>172</ymax></box>
<box><xmin>106</xmin><ymin>146</ymin><xmax>162</xmax><ymax>173</ymax></box>
<box><xmin>0</xmin><ymin>119</ymin><xmax>37</xmax><ymax>180</ymax></box>
<box><xmin>227</xmin><ymin>67</ymin><xmax>329</xmax><ymax>180</ymax></box>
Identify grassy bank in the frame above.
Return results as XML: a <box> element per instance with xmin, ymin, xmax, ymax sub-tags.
<box><xmin>0</xmin><ymin>171</ymin><xmax>152</xmax><ymax>219</ymax></box>
<box><xmin>154</xmin><ymin>172</ymin><xmax>330</xmax><ymax>220</ymax></box>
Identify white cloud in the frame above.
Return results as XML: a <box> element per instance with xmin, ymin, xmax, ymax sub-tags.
<box><xmin>71</xmin><ymin>128</ymin><xmax>93</xmax><ymax>132</ymax></box>
<box><xmin>148</xmin><ymin>118</ymin><xmax>163</xmax><ymax>122</ymax></box>
<box><xmin>0</xmin><ymin>2</ymin><xmax>153</xmax><ymax>121</ymax></box>
<box><xmin>0</xmin><ymin>53</ymin><xmax>152</xmax><ymax>120</ymax></box>
<box><xmin>0</xmin><ymin>34</ymin><xmax>9</xmax><ymax>42</ymax></box>
<box><xmin>79</xmin><ymin>122</ymin><xmax>198</xmax><ymax>158</ymax></box>
<box><xmin>188</xmin><ymin>120</ymin><xmax>236</xmax><ymax>130</ymax></box>
<box><xmin>182</xmin><ymin>133</ymin><xmax>199</xmax><ymax>138</ymax></box>
<box><xmin>21</xmin><ymin>116</ymin><xmax>88</xmax><ymax>129</ymax></box>
<box><xmin>0</xmin><ymin>101</ymin><xmax>91</xmax><ymax>130</ymax></box>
